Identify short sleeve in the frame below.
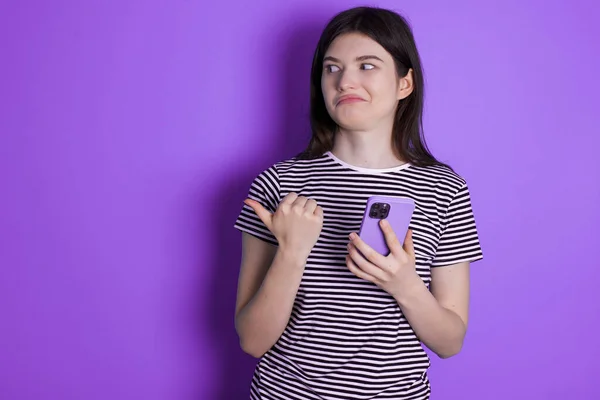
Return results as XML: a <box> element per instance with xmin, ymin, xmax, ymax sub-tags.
<box><xmin>233</xmin><ymin>166</ymin><xmax>280</xmax><ymax>246</ymax></box>
<box><xmin>431</xmin><ymin>183</ymin><xmax>483</xmax><ymax>267</ymax></box>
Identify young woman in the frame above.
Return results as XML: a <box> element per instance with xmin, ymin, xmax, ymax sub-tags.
<box><xmin>233</xmin><ymin>6</ymin><xmax>483</xmax><ymax>400</ymax></box>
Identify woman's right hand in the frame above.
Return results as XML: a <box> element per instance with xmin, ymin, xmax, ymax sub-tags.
<box><xmin>244</xmin><ymin>193</ymin><xmax>324</xmax><ymax>259</ymax></box>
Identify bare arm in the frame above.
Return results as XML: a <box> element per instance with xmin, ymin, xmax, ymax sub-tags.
<box><xmin>234</xmin><ymin>233</ymin><xmax>306</xmax><ymax>358</ymax></box>
<box><xmin>234</xmin><ymin>193</ymin><xmax>323</xmax><ymax>358</ymax></box>
<box><xmin>346</xmin><ymin>221</ymin><xmax>471</xmax><ymax>359</ymax></box>
<box><xmin>393</xmin><ymin>262</ymin><xmax>470</xmax><ymax>358</ymax></box>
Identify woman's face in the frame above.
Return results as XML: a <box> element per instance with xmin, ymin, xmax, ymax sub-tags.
<box><xmin>321</xmin><ymin>32</ymin><xmax>413</xmax><ymax>132</ymax></box>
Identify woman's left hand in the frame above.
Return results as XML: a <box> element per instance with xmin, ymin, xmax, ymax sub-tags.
<box><xmin>346</xmin><ymin>219</ymin><xmax>418</xmax><ymax>298</ymax></box>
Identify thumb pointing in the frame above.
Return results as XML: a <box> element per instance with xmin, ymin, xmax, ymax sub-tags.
<box><xmin>244</xmin><ymin>199</ymin><xmax>273</xmax><ymax>231</ymax></box>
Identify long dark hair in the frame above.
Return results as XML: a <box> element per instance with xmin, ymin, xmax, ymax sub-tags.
<box><xmin>299</xmin><ymin>6</ymin><xmax>449</xmax><ymax>169</ymax></box>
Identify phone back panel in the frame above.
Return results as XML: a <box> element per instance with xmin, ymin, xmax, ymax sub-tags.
<box><xmin>358</xmin><ymin>196</ymin><xmax>415</xmax><ymax>256</ymax></box>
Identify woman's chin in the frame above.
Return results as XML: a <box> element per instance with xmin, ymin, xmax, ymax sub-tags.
<box><xmin>335</xmin><ymin>118</ymin><xmax>375</xmax><ymax>132</ymax></box>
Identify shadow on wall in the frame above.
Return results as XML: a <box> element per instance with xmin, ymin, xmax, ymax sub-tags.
<box><xmin>201</xmin><ymin>14</ymin><xmax>330</xmax><ymax>400</ymax></box>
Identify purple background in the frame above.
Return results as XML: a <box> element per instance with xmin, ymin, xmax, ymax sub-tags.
<box><xmin>2</xmin><ymin>0</ymin><xmax>599</xmax><ymax>399</ymax></box>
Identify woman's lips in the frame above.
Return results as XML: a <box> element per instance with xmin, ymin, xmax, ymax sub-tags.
<box><xmin>337</xmin><ymin>95</ymin><xmax>366</xmax><ymax>105</ymax></box>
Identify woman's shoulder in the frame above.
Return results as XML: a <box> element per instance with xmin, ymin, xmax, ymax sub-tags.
<box><xmin>261</xmin><ymin>153</ymin><xmax>332</xmax><ymax>175</ymax></box>
<box><xmin>407</xmin><ymin>162</ymin><xmax>469</xmax><ymax>193</ymax></box>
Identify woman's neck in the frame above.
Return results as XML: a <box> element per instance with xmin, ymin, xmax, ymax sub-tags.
<box><xmin>331</xmin><ymin>128</ymin><xmax>406</xmax><ymax>169</ymax></box>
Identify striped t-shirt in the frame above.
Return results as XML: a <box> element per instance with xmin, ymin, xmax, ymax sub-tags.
<box><xmin>234</xmin><ymin>151</ymin><xmax>483</xmax><ymax>400</ymax></box>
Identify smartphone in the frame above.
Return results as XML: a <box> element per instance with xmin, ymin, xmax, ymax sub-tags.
<box><xmin>358</xmin><ymin>196</ymin><xmax>415</xmax><ymax>256</ymax></box>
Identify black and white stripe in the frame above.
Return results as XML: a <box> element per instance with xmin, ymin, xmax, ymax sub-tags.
<box><xmin>235</xmin><ymin>151</ymin><xmax>483</xmax><ymax>400</ymax></box>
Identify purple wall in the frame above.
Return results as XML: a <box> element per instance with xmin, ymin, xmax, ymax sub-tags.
<box><xmin>2</xmin><ymin>1</ymin><xmax>599</xmax><ymax>399</ymax></box>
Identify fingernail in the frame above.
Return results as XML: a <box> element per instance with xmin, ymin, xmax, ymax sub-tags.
<box><xmin>349</xmin><ymin>233</ymin><xmax>356</xmax><ymax>240</ymax></box>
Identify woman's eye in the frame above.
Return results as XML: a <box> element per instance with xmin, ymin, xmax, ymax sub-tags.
<box><xmin>325</xmin><ymin>65</ymin><xmax>340</xmax><ymax>73</ymax></box>
<box><xmin>361</xmin><ymin>63</ymin><xmax>375</xmax><ymax>70</ymax></box>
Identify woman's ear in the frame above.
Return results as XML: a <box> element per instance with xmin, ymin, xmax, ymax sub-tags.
<box><xmin>397</xmin><ymin>68</ymin><xmax>414</xmax><ymax>100</ymax></box>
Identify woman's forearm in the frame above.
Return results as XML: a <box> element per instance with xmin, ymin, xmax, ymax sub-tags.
<box><xmin>235</xmin><ymin>249</ymin><xmax>306</xmax><ymax>358</ymax></box>
<box><xmin>394</xmin><ymin>274</ymin><xmax>467</xmax><ymax>358</ymax></box>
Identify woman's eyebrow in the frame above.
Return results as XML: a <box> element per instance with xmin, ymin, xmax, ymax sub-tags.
<box><xmin>323</xmin><ymin>55</ymin><xmax>384</xmax><ymax>63</ymax></box>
